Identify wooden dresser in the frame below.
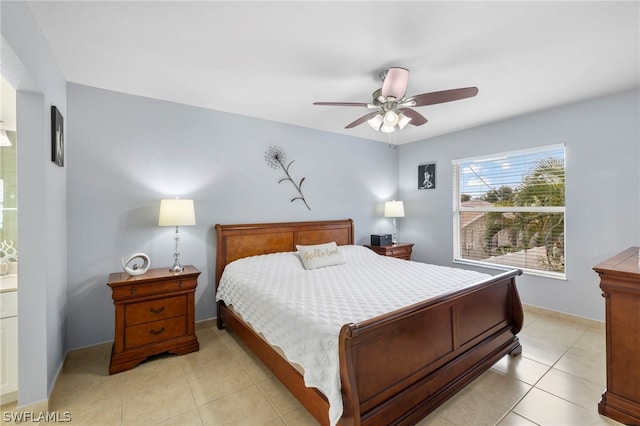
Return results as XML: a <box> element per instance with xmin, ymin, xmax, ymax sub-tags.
<box><xmin>364</xmin><ymin>242</ymin><xmax>414</xmax><ymax>260</ymax></box>
<box><xmin>593</xmin><ymin>247</ymin><xmax>640</xmax><ymax>425</ymax></box>
<box><xmin>107</xmin><ymin>265</ymin><xmax>200</xmax><ymax>374</ymax></box>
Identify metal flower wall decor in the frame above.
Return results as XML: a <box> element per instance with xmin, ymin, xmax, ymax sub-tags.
<box><xmin>265</xmin><ymin>145</ymin><xmax>311</xmax><ymax>210</ymax></box>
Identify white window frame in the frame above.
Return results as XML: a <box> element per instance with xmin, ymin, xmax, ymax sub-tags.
<box><xmin>0</xmin><ymin>179</ymin><xmax>3</xmax><ymax>229</ymax></box>
<box><xmin>452</xmin><ymin>144</ymin><xmax>566</xmax><ymax>279</ymax></box>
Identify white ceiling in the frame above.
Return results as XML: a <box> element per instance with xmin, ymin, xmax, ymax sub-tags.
<box><xmin>26</xmin><ymin>1</ymin><xmax>640</xmax><ymax>145</ymax></box>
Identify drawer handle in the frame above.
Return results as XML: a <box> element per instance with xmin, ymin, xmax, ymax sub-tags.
<box><xmin>130</xmin><ymin>287</ymin><xmax>136</xmax><ymax>294</ymax></box>
<box><xmin>179</xmin><ymin>280</ymin><xmax>184</xmax><ymax>288</ymax></box>
<box><xmin>149</xmin><ymin>327</ymin><xmax>165</xmax><ymax>336</ymax></box>
<box><xmin>150</xmin><ymin>306</ymin><xmax>165</xmax><ymax>314</ymax></box>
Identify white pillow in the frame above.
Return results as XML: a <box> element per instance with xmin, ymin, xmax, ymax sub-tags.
<box><xmin>296</xmin><ymin>242</ymin><xmax>345</xmax><ymax>270</ymax></box>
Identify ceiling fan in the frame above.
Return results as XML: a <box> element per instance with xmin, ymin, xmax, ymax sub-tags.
<box><xmin>313</xmin><ymin>67</ymin><xmax>478</xmax><ymax>133</ymax></box>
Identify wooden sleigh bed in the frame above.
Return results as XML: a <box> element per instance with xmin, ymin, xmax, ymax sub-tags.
<box><xmin>215</xmin><ymin>219</ymin><xmax>523</xmax><ymax>426</ymax></box>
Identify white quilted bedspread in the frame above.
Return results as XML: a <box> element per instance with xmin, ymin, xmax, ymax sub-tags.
<box><xmin>215</xmin><ymin>245</ymin><xmax>492</xmax><ymax>425</ymax></box>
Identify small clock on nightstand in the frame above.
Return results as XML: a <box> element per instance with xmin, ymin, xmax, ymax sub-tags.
<box><xmin>364</xmin><ymin>243</ymin><xmax>414</xmax><ymax>260</ymax></box>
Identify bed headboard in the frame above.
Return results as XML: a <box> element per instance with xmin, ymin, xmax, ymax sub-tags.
<box><xmin>214</xmin><ymin>219</ymin><xmax>354</xmax><ymax>287</ymax></box>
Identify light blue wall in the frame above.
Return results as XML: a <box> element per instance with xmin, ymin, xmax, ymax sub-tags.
<box><xmin>66</xmin><ymin>83</ymin><xmax>399</xmax><ymax>349</ymax></box>
<box><xmin>1</xmin><ymin>2</ymin><xmax>68</xmax><ymax>407</ymax></box>
<box><xmin>398</xmin><ymin>90</ymin><xmax>640</xmax><ymax>321</ymax></box>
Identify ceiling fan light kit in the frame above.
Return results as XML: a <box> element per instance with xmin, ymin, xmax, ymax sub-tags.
<box><xmin>368</xmin><ymin>109</ymin><xmax>412</xmax><ymax>133</ymax></box>
<box><xmin>314</xmin><ymin>67</ymin><xmax>478</xmax><ymax>134</ymax></box>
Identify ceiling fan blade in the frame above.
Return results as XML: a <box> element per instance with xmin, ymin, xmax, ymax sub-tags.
<box><xmin>409</xmin><ymin>87</ymin><xmax>479</xmax><ymax>107</ymax></box>
<box><xmin>399</xmin><ymin>108</ymin><xmax>428</xmax><ymax>126</ymax></box>
<box><xmin>313</xmin><ymin>102</ymin><xmax>369</xmax><ymax>107</ymax></box>
<box><xmin>345</xmin><ymin>112</ymin><xmax>380</xmax><ymax>129</ymax></box>
<box><xmin>381</xmin><ymin>67</ymin><xmax>409</xmax><ymax>99</ymax></box>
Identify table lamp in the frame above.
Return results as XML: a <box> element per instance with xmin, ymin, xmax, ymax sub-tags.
<box><xmin>384</xmin><ymin>200</ymin><xmax>405</xmax><ymax>244</ymax></box>
<box><xmin>158</xmin><ymin>198</ymin><xmax>196</xmax><ymax>272</ymax></box>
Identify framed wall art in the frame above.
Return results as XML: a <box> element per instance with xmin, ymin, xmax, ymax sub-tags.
<box><xmin>418</xmin><ymin>162</ymin><xmax>436</xmax><ymax>190</ymax></box>
<box><xmin>51</xmin><ymin>105</ymin><xmax>64</xmax><ymax>167</ymax></box>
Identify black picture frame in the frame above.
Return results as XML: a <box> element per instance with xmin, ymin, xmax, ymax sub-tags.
<box><xmin>418</xmin><ymin>162</ymin><xmax>436</xmax><ymax>189</ymax></box>
<box><xmin>51</xmin><ymin>105</ymin><xmax>64</xmax><ymax>167</ymax></box>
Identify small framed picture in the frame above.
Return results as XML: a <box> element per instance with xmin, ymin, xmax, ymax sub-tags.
<box><xmin>51</xmin><ymin>105</ymin><xmax>64</xmax><ymax>167</ymax></box>
<box><xmin>418</xmin><ymin>162</ymin><xmax>436</xmax><ymax>190</ymax></box>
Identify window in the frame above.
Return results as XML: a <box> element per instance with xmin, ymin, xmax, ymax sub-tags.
<box><xmin>453</xmin><ymin>144</ymin><xmax>565</xmax><ymax>278</ymax></box>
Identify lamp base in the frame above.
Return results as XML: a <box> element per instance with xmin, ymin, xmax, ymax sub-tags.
<box><xmin>392</xmin><ymin>217</ymin><xmax>398</xmax><ymax>245</ymax></box>
<box><xmin>169</xmin><ymin>253</ymin><xmax>183</xmax><ymax>273</ymax></box>
<box><xmin>169</xmin><ymin>263</ymin><xmax>184</xmax><ymax>273</ymax></box>
<box><xmin>169</xmin><ymin>225</ymin><xmax>184</xmax><ymax>273</ymax></box>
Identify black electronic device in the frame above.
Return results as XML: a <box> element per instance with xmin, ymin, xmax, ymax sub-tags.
<box><xmin>370</xmin><ymin>234</ymin><xmax>392</xmax><ymax>246</ymax></box>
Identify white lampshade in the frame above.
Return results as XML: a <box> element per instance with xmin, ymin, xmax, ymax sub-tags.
<box><xmin>383</xmin><ymin>110</ymin><xmax>399</xmax><ymax>126</ymax></box>
<box><xmin>158</xmin><ymin>199</ymin><xmax>196</xmax><ymax>226</ymax></box>
<box><xmin>368</xmin><ymin>114</ymin><xmax>384</xmax><ymax>131</ymax></box>
<box><xmin>397</xmin><ymin>113</ymin><xmax>412</xmax><ymax>130</ymax></box>
<box><xmin>380</xmin><ymin>124</ymin><xmax>395</xmax><ymax>134</ymax></box>
<box><xmin>384</xmin><ymin>200</ymin><xmax>405</xmax><ymax>218</ymax></box>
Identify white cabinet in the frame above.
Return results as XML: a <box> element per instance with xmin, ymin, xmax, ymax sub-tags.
<box><xmin>0</xmin><ymin>290</ymin><xmax>18</xmax><ymax>400</ymax></box>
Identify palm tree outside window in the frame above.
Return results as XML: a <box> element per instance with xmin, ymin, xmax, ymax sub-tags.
<box><xmin>453</xmin><ymin>145</ymin><xmax>565</xmax><ymax>278</ymax></box>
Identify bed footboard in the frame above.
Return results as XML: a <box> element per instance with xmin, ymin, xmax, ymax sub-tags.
<box><xmin>338</xmin><ymin>269</ymin><xmax>523</xmax><ymax>426</ymax></box>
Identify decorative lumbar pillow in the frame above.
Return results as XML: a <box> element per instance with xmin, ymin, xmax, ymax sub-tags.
<box><xmin>296</xmin><ymin>242</ymin><xmax>345</xmax><ymax>270</ymax></box>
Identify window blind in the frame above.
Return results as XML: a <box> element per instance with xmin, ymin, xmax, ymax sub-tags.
<box><xmin>453</xmin><ymin>144</ymin><xmax>566</xmax><ymax>278</ymax></box>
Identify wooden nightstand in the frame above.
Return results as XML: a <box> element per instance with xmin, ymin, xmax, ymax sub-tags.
<box><xmin>364</xmin><ymin>243</ymin><xmax>414</xmax><ymax>260</ymax></box>
<box><xmin>107</xmin><ymin>265</ymin><xmax>200</xmax><ymax>374</ymax></box>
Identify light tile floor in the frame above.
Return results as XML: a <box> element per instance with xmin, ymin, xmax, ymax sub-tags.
<box><xmin>1</xmin><ymin>306</ymin><xmax>622</xmax><ymax>425</ymax></box>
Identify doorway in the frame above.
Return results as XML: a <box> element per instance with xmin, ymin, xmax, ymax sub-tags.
<box><xmin>0</xmin><ymin>74</ymin><xmax>18</xmax><ymax>404</ymax></box>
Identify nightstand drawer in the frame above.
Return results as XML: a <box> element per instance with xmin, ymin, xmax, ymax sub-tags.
<box><xmin>111</xmin><ymin>277</ymin><xmax>197</xmax><ymax>300</ymax></box>
<box><xmin>388</xmin><ymin>246</ymin><xmax>412</xmax><ymax>257</ymax></box>
<box><xmin>125</xmin><ymin>316</ymin><xmax>186</xmax><ymax>349</ymax></box>
<box><xmin>125</xmin><ymin>295</ymin><xmax>186</xmax><ymax>326</ymax></box>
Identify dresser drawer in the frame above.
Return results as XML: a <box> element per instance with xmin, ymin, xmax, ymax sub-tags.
<box><xmin>125</xmin><ymin>316</ymin><xmax>186</xmax><ymax>349</ymax></box>
<box><xmin>111</xmin><ymin>277</ymin><xmax>197</xmax><ymax>301</ymax></box>
<box><xmin>125</xmin><ymin>295</ymin><xmax>186</xmax><ymax>326</ymax></box>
